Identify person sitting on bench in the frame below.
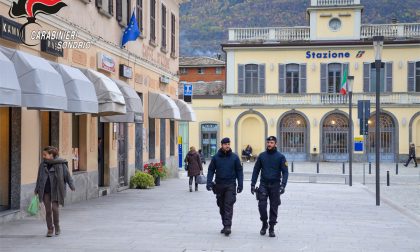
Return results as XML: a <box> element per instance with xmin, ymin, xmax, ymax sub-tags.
<box><xmin>242</xmin><ymin>145</ymin><xmax>253</xmax><ymax>162</ymax></box>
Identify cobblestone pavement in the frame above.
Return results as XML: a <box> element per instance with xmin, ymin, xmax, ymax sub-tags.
<box><xmin>1</xmin><ymin>170</ymin><xmax>420</xmax><ymax>252</ymax></box>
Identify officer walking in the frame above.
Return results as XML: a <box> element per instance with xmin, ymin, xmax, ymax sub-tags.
<box><xmin>251</xmin><ymin>136</ymin><xmax>289</xmax><ymax>237</ymax></box>
<box><xmin>207</xmin><ymin>137</ymin><xmax>244</xmax><ymax>236</ymax></box>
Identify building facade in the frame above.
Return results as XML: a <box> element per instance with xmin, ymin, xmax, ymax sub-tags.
<box><xmin>0</xmin><ymin>0</ymin><xmax>196</xmax><ymax>222</ymax></box>
<box><xmin>180</xmin><ymin>56</ymin><xmax>226</xmax><ymax>83</ymax></box>
<box><xmin>188</xmin><ymin>0</ymin><xmax>420</xmax><ymax>163</ymax></box>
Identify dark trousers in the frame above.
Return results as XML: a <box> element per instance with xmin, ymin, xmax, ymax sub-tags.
<box><xmin>257</xmin><ymin>183</ymin><xmax>281</xmax><ymax>226</ymax></box>
<box><xmin>43</xmin><ymin>193</ymin><xmax>59</xmax><ymax>231</ymax></box>
<box><xmin>214</xmin><ymin>184</ymin><xmax>237</xmax><ymax>227</ymax></box>
<box><xmin>189</xmin><ymin>176</ymin><xmax>198</xmax><ymax>186</ymax></box>
<box><xmin>405</xmin><ymin>156</ymin><xmax>418</xmax><ymax>166</ymax></box>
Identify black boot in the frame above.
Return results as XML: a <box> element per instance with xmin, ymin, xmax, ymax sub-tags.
<box><xmin>224</xmin><ymin>226</ymin><xmax>231</xmax><ymax>236</ymax></box>
<box><xmin>260</xmin><ymin>222</ymin><xmax>268</xmax><ymax>235</ymax></box>
<box><xmin>269</xmin><ymin>225</ymin><xmax>275</xmax><ymax>237</ymax></box>
<box><xmin>220</xmin><ymin>226</ymin><xmax>225</xmax><ymax>234</ymax></box>
<box><xmin>189</xmin><ymin>185</ymin><xmax>192</xmax><ymax>192</ymax></box>
<box><xmin>195</xmin><ymin>183</ymin><xmax>198</xmax><ymax>191</ymax></box>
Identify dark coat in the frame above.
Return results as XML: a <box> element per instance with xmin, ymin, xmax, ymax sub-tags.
<box><xmin>251</xmin><ymin>147</ymin><xmax>289</xmax><ymax>187</ymax></box>
<box><xmin>409</xmin><ymin>145</ymin><xmax>416</xmax><ymax>157</ymax></box>
<box><xmin>184</xmin><ymin>151</ymin><xmax>203</xmax><ymax>177</ymax></box>
<box><xmin>35</xmin><ymin>158</ymin><xmax>75</xmax><ymax>206</ymax></box>
<box><xmin>207</xmin><ymin>148</ymin><xmax>244</xmax><ymax>189</ymax></box>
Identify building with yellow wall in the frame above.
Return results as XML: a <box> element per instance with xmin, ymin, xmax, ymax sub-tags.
<box><xmin>0</xmin><ymin>0</ymin><xmax>195</xmax><ymax>221</ymax></box>
<box><xmin>187</xmin><ymin>0</ymin><xmax>420</xmax><ymax>164</ymax></box>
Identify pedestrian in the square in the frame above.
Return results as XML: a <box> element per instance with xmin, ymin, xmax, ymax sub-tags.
<box><xmin>198</xmin><ymin>149</ymin><xmax>206</xmax><ymax>164</ymax></box>
<box><xmin>184</xmin><ymin>146</ymin><xmax>203</xmax><ymax>192</ymax></box>
<box><xmin>251</xmin><ymin>136</ymin><xmax>289</xmax><ymax>237</ymax></box>
<box><xmin>34</xmin><ymin>146</ymin><xmax>75</xmax><ymax>237</ymax></box>
<box><xmin>404</xmin><ymin>142</ymin><xmax>418</xmax><ymax>167</ymax></box>
<box><xmin>207</xmin><ymin>137</ymin><xmax>243</xmax><ymax>236</ymax></box>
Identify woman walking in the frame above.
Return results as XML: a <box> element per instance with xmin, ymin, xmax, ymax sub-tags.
<box><xmin>34</xmin><ymin>146</ymin><xmax>75</xmax><ymax>237</ymax></box>
<box><xmin>184</xmin><ymin>146</ymin><xmax>203</xmax><ymax>192</ymax></box>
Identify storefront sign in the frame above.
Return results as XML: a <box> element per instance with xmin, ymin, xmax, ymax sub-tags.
<box><xmin>97</xmin><ymin>52</ymin><xmax>116</xmax><ymax>73</ymax></box>
<box><xmin>306</xmin><ymin>50</ymin><xmax>351</xmax><ymax>59</ymax></box>
<box><xmin>119</xmin><ymin>64</ymin><xmax>133</xmax><ymax>79</ymax></box>
<box><xmin>40</xmin><ymin>39</ymin><xmax>64</xmax><ymax>57</ymax></box>
<box><xmin>0</xmin><ymin>15</ymin><xmax>24</xmax><ymax>43</ymax></box>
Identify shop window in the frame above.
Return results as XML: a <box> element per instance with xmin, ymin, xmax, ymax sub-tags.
<box><xmin>72</xmin><ymin>115</ymin><xmax>80</xmax><ymax>172</ymax></box>
<box><xmin>149</xmin><ymin>118</ymin><xmax>155</xmax><ymax>159</ymax></box>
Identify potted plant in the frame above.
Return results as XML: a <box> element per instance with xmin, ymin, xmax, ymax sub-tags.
<box><xmin>130</xmin><ymin>171</ymin><xmax>155</xmax><ymax>189</ymax></box>
<box><xmin>144</xmin><ymin>162</ymin><xmax>167</xmax><ymax>186</ymax></box>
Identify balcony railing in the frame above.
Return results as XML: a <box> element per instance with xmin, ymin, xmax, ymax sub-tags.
<box><xmin>361</xmin><ymin>23</ymin><xmax>420</xmax><ymax>39</ymax></box>
<box><xmin>223</xmin><ymin>93</ymin><xmax>420</xmax><ymax>106</ymax></box>
<box><xmin>228</xmin><ymin>27</ymin><xmax>310</xmax><ymax>42</ymax></box>
<box><xmin>311</xmin><ymin>0</ymin><xmax>359</xmax><ymax>6</ymax></box>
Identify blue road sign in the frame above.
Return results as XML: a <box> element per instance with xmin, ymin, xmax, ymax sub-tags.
<box><xmin>183</xmin><ymin>83</ymin><xmax>193</xmax><ymax>96</ymax></box>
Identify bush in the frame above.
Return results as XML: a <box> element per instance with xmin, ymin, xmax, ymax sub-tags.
<box><xmin>130</xmin><ymin>172</ymin><xmax>155</xmax><ymax>189</ymax></box>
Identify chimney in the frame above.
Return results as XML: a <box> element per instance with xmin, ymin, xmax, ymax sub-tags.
<box><xmin>217</xmin><ymin>53</ymin><xmax>221</xmax><ymax>60</ymax></box>
<box><xmin>391</xmin><ymin>18</ymin><xmax>398</xmax><ymax>24</ymax></box>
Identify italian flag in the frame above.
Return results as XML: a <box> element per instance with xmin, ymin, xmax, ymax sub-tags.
<box><xmin>340</xmin><ymin>67</ymin><xmax>348</xmax><ymax>95</ymax></box>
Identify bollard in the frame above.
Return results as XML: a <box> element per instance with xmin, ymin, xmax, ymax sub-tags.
<box><xmin>369</xmin><ymin>162</ymin><xmax>372</xmax><ymax>174</ymax></box>
<box><xmin>387</xmin><ymin>171</ymin><xmax>390</xmax><ymax>186</ymax></box>
<box><xmin>396</xmin><ymin>163</ymin><xmax>399</xmax><ymax>175</ymax></box>
<box><xmin>291</xmin><ymin>161</ymin><xmax>294</xmax><ymax>172</ymax></box>
<box><xmin>342</xmin><ymin>162</ymin><xmax>345</xmax><ymax>174</ymax></box>
<box><xmin>317</xmin><ymin>162</ymin><xmax>319</xmax><ymax>173</ymax></box>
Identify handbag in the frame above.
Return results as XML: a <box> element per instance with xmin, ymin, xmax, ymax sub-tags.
<box><xmin>27</xmin><ymin>195</ymin><xmax>40</xmax><ymax>216</ymax></box>
<box><xmin>196</xmin><ymin>174</ymin><xmax>207</xmax><ymax>184</ymax></box>
<box><xmin>184</xmin><ymin>163</ymin><xmax>189</xmax><ymax>171</ymax></box>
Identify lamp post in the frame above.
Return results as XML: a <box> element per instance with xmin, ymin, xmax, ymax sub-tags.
<box><xmin>347</xmin><ymin>76</ymin><xmax>354</xmax><ymax>187</ymax></box>
<box><xmin>373</xmin><ymin>36</ymin><xmax>384</xmax><ymax>206</ymax></box>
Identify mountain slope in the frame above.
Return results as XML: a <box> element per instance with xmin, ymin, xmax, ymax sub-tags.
<box><xmin>180</xmin><ymin>0</ymin><xmax>420</xmax><ymax>56</ymax></box>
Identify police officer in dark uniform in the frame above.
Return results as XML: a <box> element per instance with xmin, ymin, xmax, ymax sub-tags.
<box><xmin>207</xmin><ymin>137</ymin><xmax>244</xmax><ymax>236</ymax></box>
<box><xmin>251</xmin><ymin>136</ymin><xmax>289</xmax><ymax>237</ymax></box>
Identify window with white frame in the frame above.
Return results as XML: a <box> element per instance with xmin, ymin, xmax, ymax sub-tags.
<box><xmin>216</xmin><ymin>67</ymin><xmax>222</xmax><ymax>74</ymax></box>
<box><xmin>197</xmin><ymin>68</ymin><xmax>204</xmax><ymax>74</ymax></box>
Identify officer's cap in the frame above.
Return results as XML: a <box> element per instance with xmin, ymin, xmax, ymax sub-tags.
<box><xmin>266</xmin><ymin>136</ymin><xmax>277</xmax><ymax>142</ymax></box>
<box><xmin>221</xmin><ymin>137</ymin><xmax>231</xmax><ymax>144</ymax></box>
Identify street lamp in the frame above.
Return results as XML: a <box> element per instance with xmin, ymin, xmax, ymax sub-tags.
<box><xmin>373</xmin><ymin>36</ymin><xmax>384</xmax><ymax>206</ymax></box>
<box><xmin>347</xmin><ymin>75</ymin><xmax>354</xmax><ymax>187</ymax></box>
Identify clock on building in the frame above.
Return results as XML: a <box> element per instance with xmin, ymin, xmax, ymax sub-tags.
<box><xmin>329</xmin><ymin>18</ymin><xmax>342</xmax><ymax>31</ymax></box>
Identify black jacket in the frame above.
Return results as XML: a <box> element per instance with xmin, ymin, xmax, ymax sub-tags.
<box><xmin>207</xmin><ymin>148</ymin><xmax>244</xmax><ymax>189</ymax></box>
<box><xmin>251</xmin><ymin>147</ymin><xmax>289</xmax><ymax>187</ymax></box>
<box><xmin>409</xmin><ymin>146</ymin><xmax>416</xmax><ymax>157</ymax></box>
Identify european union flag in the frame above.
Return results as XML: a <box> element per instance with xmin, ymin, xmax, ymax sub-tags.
<box><xmin>121</xmin><ymin>11</ymin><xmax>140</xmax><ymax>48</ymax></box>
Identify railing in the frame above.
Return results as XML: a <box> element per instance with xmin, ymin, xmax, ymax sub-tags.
<box><xmin>228</xmin><ymin>27</ymin><xmax>310</xmax><ymax>41</ymax></box>
<box><xmin>361</xmin><ymin>23</ymin><xmax>420</xmax><ymax>39</ymax></box>
<box><xmin>222</xmin><ymin>93</ymin><xmax>420</xmax><ymax>106</ymax></box>
<box><xmin>311</xmin><ymin>0</ymin><xmax>359</xmax><ymax>6</ymax></box>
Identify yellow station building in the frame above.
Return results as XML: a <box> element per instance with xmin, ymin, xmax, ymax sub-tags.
<box><xmin>187</xmin><ymin>0</ymin><xmax>420</xmax><ymax>164</ymax></box>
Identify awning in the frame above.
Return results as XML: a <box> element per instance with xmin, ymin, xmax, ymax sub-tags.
<box><xmin>0</xmin><ymin>46</ymin><xmax>67</xmax><ymax>110</ymax></box>
<box><xmin>79</xmin><ymin>69</ymin><xmax>126</xmax><ymax>116</ymax></box>
<box><xmin>50</xmin><ymin>63</ymin><xmax>98</xmax><ymax>114</ymax></box>
<box><xmin>148</xmin><ymin>92</ymin><xmax>180</xmax><ymax>120</ymax></box>
<box><xmin>173</xmin><ymin>99</ymin><xmax>196</xmax><ymax>122</ymax></box>
<box><xmin>101</xmin><ymin>79</ymin><xmax>144</xmax><ymax>123</ymax></box>
<box><xmin>0</xmin><ymin>50</ymin><xmax>21</xmax><ymax>106</ymax></box>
